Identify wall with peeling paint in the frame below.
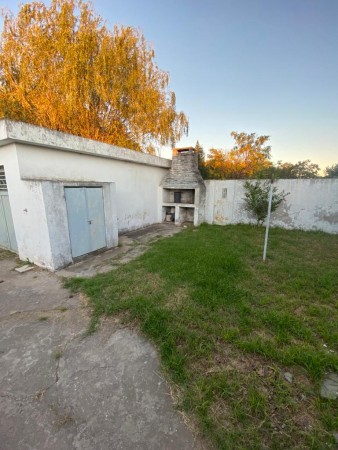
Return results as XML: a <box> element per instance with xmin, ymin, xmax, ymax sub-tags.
<box><xmin>0</xmin><ymin>143</ymin><xmax>54</xmax><ymax>267</ymax></box>
<box><xmin>16</xmin><ymin>144</ymin><xmax>168</xmax><ymax>234</ymax></box>
<box><xmin>0</xmin><ymin>120</ymin><xmax>170</xmax><ymax>270</ymax></box>
<box><xmin>205</xmin><ymin>179</ymin><xmax>338</xmax><ymax>234</ymax></box>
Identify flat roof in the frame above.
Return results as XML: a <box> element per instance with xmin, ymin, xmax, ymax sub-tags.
<box><xmin>0</xmin><ymin>120</ymin><xmax>171</xmax><ymax>169</ymax></box>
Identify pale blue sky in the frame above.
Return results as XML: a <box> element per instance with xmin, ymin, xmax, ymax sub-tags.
<box><xmin>2</xmin><ymin>0</ymin><xmax>338</xmax><ymax>168</ymax></box>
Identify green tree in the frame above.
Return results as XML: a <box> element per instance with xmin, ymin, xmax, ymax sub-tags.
<box><xmin>195</xmin><ymin>140</ymin><xmax>210</xmax><ymax>179</ymax></box>
<box><xmin>0</xmin><ymin>0</ymin><xmax>188</xmax><ymax>152</ymax></box>
<box><xmin>325</xmin><ymin>163</ymin><xmax>338</xmax><ymax>178</ymax></box>
<box><xmin>288</xmin><ymin>160</ymin><xmax>320</xmax><ymax>178</ymax></box>
<box><xmin>205</xmin><ymin>132</ymin><xmax>272</xmax><ymax>179</ymax></box>
<box><xmin>243</xmin><ymin>180</ymin><xmax>288</xmax><ymax>226</ymax></box>
<box><xmin>255</xmin><ymin>160</ymin><xmax>321</xmax><ymax>179</ymax></box>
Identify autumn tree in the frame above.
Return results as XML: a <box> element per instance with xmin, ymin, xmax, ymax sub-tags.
<box><xmin>325</xmin><ymin>163</ymin><xmax>338</xmax><ymax>178</ymax></box>
<box><xmin>205</xmin><ymin>148</ymin><xmax>230</xmax><ymax>179</ymax></box>
<box><xmin>0</xmin><ymin>0</ymin><xmax>188</xmax><ymax>152</ymax></box>
<box><xmin>205</xmin><ymin>132</ymin><xmax>272</xmax><ymax>179</ymax></box>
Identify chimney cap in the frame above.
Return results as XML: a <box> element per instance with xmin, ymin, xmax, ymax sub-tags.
<box><xmin>173</xmin><ymin>147</ymin><xmax>195</xmax><ymax>156</ymax></box>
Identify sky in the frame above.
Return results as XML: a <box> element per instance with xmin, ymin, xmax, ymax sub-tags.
<box><xmin>2</xmin><ymin>0</ymin><xmax>338</xmax><ymax>168</ymax></box>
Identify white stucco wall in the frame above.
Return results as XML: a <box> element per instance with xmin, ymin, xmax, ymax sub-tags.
<box><xmin>15</xmin><ymin>144</ymin><xmax>168</xmax><ymax>233</ymax></box>
<box><xmin>0</xmin><ymin>144</ymin><xmax>54</xmax><ymax>267</ymax></box>
<box><xmin>0</xmin><ymin>121</ymin><xmax>171</xmax><ymax>269</ymax></box>
<box><xmin>205</xmin><ymin>179</ymin><xmax>338</xmax><ymax>234</ymax></box>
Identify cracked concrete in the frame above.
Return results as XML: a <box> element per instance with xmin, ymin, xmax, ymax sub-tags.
<box><xmin>0</xmin><ymin>224</ymin><xmax>202</xmax><ymax>450</ymax></box>
<box><xmin>58</xmin><ymin>223</ymin><xmax>182</xmax><ymax>278</ymax></box>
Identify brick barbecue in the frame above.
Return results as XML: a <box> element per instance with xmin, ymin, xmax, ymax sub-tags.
<box><xmin>160</xmin><ymin>147</ymin><xmax>206</xmax><ymax>226</ymax></box>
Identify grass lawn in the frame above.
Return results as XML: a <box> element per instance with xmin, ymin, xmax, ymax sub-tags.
<box><xmin>65</xmin><ymin>224</ymin><xmax>338</xmax><ymax>449</ymax></box>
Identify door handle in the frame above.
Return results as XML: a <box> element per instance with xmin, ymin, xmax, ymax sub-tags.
<box><xmin>88</xmin><ymin>220</ymin><xmax>92</xmax><ymax>224</ymax></box>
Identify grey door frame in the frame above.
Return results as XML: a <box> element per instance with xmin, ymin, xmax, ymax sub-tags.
<box><xmin>40</xmin><ymin>180</ymin><xmax>118</xmax><ymax>270</ymax></box>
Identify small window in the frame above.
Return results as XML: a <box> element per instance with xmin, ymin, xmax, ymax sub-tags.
<box><xmin>222</xmin><ymin>188</ymin><xmax>227</xmax><ymax>199</ymax></box>
<box><xmin>0</xmin><ymin>165</ymin><xmax>7</xmax><ymax>191</ymax></box>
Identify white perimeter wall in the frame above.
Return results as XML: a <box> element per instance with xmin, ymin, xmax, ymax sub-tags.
<box><xmin>205</xmin><ymin>179</ymin><xmax>338</xmax><ymax>234</ymax></box>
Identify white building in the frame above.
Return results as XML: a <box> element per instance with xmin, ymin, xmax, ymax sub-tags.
<box><xmin>0</xmin><ymin>120</ymin><xmax>170</xmax><ymax>270</ymax></box>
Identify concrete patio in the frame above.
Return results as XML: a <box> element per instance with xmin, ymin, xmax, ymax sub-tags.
<box><xmin>0</xmin><ymin>224</ymin><xmax>202</xmax><ymax>450</ymax></box>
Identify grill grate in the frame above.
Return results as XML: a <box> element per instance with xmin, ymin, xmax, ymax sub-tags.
<box><xmin>0</xmin><ymin>165</ymin><xmax>7</xmax><ymax>190</ymax></box>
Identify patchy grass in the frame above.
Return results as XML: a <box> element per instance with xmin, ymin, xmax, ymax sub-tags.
<box><xmin>56</xmin><ymin>413</ymin><xmax>75</xmax><ymax>428</ymax></box>
<box><xmin>65</xmin><ymin>224</ymin><xmax>338</xmax><ymax>449</ymax></box>
<box><xmin>0</xmin><ymin>248</ymin><xmax>15</xmax><ymax>260</ymax></box>
<box><xmin>54</xmin><ymin>350</ymin><xmax>63</xmax><ymax>360</ymax></box>
<box><xmin>38</xmin><ymin>316</ymin><xmax>48</xmax><ymax>321</ymax></box>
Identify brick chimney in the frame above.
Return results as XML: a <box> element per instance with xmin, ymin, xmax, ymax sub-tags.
<box><xmin>161</xmin><ymin>147</ymin><xmax>205</xmax><ymax>189</ymax></box>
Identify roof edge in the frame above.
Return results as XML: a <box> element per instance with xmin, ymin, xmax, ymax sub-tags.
<box><xmin>0</xmin><ymin>119</ymin><xmax>171</xmax><ymax>169</ymax></box>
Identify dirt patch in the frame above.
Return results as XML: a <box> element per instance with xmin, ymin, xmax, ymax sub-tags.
<box><xmin>164</xmin><ymin>286</ymin><xmax>190</xmax><ymax>310</ymax></box>
<box><xmin>0</xmin><ymin>249</ymin><xmax>16</xmax><ymax>260</ymax></box>
<box><xmin>189</xmin><ymin>342</ymin><xmax>329</xmax><ymax>448</ymax></box>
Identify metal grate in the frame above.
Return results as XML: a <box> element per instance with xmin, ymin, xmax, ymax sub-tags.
<box><xmin>0</xmin><ymin>165</ymin><xmax>7</xmax><ymax>190</ymax></box>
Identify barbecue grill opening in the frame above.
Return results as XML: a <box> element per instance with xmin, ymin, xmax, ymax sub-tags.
<box><xmin>174</xmin><ymin>191</ymin><xmax>181</xmax><ymax>203</ymax></box>
<box><xmin>163</xmin><ymin>189</ymin><xmax>195</xmax><ymax>205</ymax></box>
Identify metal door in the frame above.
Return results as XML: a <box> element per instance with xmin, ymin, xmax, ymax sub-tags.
<box><xmin>0</xmin><ymin>191</ymin><xmax>17</xmax><ymax>252</ymax></box>
<box><xmin>65</xmin><ymin>187</ymin><xmax>106</xmax><ymax>258</ymax></box>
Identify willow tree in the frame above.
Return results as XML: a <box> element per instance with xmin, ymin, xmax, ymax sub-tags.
<box><xmin>0</xmin><ymin>0</ymin><xmax>188</xmax><ymax>152</ymax></box>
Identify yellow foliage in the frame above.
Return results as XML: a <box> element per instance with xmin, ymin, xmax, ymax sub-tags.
<box><xmin>206</xmin><ymin>132</ymin><xmax>272</xmax><ymax>179</ymax></box>
<box><xmin>0</xmin><ymin>0</ymin><xmax>188</xmax><ymax>152</ymax></box>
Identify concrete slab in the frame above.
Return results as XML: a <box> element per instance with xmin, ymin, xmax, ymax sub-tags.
<box><xmin>0</xmin><ymin>242</ymin><xmax>201</xmax><ymax>450</ymax></box>
<box><xmin>58</xmin><ymin>223</ymin><xmax>182</xmax><ymax>278</ymax></box>
<box><xmin>15</xmin><ymin>264</ymin><xmax>34</xmax><ymax>273</ymax></box>
<box><xmin>0</xmin><ymin>257</ymin><xmax>78</xmax><ymax>317</ymax></box>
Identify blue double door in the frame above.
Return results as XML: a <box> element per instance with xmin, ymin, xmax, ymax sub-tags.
<box><xmin>65</xmin><ymin>187</ymin><xmax>106</xmax><ymax>258</ymax></box>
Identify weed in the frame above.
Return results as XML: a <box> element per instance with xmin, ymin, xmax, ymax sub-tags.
<box><xmin>0</xmin><ymin>249</ymin><xmax>15</xmax><ymax>260</ymax></box>
<box><xmin>56</xmin><ymin>414</ymin><xmax>74</xmax><ymax>427</ymax></box>
<box><xmin>50</xmin><ymin>404</ymin><xmax>75</xmax><ymax>428</ymax></box>
<box><xmin>38</xmin><ymin>316</ymin><xmax>48</xmax><ymax>321</ymax></box>
<box><xmin>54</xmin><ymin>350</ymin><xmax>63</xmax><ymax>360</ymax></box>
